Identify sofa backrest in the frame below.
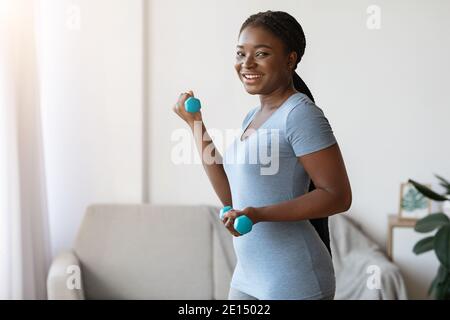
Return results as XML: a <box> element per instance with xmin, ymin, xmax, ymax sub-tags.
<box><xmin>73</xmin><ymin>204</ymin><xmax>234</xmax><ymax>299</ymax></box>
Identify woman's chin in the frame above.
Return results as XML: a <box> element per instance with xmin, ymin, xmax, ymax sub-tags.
<box><xmin>244</xmin><ymin>85</ymin><xmax>262</xmax><ymax>95</ymax></box>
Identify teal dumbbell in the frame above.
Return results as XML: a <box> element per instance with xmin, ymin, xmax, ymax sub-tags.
<box><xmin>184</xmin><ymin>97</ymin><xmax>201</xmax><ymax>113</ymax></box>
<box><xmin>219</xmin><ymin>206</ymin><xmax>253</xmax><ymax>235</ymax></box>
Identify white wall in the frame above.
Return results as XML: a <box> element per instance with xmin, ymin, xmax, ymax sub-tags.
<box><xmin>148</xmin><ymin>0</ymin><xmax>450</xmax><ymax>298</ymax></box>
<box><xmin>38</xmin><ymin>0</ymin><xmax>143</xmax><ymax>257</ymax></box>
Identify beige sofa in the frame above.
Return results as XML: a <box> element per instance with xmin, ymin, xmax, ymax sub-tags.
<box><xmin>47</xmin><ymin>204</ymin><xmax>408</xmax><ymax>300</ymax></box>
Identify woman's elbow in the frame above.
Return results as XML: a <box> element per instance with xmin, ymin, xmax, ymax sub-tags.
<box><xmin>332</xmin><ymin>187</ymin><xmax>352</xmax><ymax>213</ymax></box>
<box><xmin>341</xmin><ymin>188</ymin><xmax>352</xmax><ymax>212</ymax></box>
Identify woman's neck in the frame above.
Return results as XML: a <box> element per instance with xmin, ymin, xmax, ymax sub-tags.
<box><xmin>259</xmin><ymin>84</ymin><xmax>298</xmax><ymax>112</ymax></box>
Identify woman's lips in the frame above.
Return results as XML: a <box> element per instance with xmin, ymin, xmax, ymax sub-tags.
<box><xmin>242</xmin><ymin>74</ymin><xmax>264</xmax><ymax>84</ymax></box>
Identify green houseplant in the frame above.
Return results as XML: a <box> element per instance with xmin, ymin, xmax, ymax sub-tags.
<box><xmin>408</xmin><ymin>175</ymin><xmax>450</xmax><ymax>300</ymax></box>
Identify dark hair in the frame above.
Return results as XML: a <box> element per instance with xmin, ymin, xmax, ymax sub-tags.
<box><xmin>239</xmin><ymin>10</ymin><xmax>315</xmax><ymax>103</ymax></box>
<box><xmin>240</xmin><ymin>11</ymin><xmax>331</xmax><ymax>257</ymax></box>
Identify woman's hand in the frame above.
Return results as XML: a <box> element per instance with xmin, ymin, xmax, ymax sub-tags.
<box><xmin>172</xmin><ymin>90</ymin><xmax>202</xmax><ymax>127</ymax></box>
<box><xmin>222</xmin><ymin>207</ymin><xmax>258</xmax><ymax>237</ymax></box>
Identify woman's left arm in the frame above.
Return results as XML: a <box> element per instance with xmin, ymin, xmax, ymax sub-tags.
<box><xmin>246</xmin><ymin>142</ymin><xmax>352</xmax><ymax>224</ymax></box>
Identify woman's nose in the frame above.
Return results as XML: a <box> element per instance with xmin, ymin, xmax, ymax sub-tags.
<box><xmin>242</xmin><ymin>56</ymin><xmax>256</xmax><ymax>68</ymax></box>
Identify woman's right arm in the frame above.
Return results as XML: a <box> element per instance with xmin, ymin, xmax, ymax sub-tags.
<box><xmin>172</xmin><ymin>91</ymin><xmax>232</xmax><ymax>207</ymax></box>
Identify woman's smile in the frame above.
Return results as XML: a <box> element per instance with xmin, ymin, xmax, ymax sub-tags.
<box><xmin>241</xmin><ymin>73</ymin><xmax>265</xmax><ymax>85</ymax></box>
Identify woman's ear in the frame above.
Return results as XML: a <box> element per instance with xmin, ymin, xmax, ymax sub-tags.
<box><xmin>287</xmin><ymin>51</ymin><xmax>298</xmax><ymax>70</ymax></box>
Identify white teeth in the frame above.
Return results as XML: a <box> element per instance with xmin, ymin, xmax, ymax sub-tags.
<box><xmin>243</xmin><ymin>74</ymin><xmax>262</xmax><ymax>79</ymax></box>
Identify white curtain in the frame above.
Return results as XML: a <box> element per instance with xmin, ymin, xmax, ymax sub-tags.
<box><xmin>0</xmin><ymin>0</ymin><xmax>51</xmax><ymax>299</ymax></box>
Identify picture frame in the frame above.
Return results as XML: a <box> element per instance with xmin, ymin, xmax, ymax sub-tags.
<box><xmin>398</xmin><ymin>182</ymin><xmax>432</xmax><ymax>220</ymax></box>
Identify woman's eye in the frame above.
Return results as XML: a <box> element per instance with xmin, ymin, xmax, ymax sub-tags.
<box><xmin>256</xmin><ymin>52</ymin><xmax>268</xmax><ymax>57</ymax></box>
<box><xmin>236</xmin><ymin>52</ymin><xmax>245</xmax><ymax>57</ymax></box>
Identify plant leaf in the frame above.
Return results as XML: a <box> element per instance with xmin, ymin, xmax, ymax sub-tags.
<box><xmin>434</xmin><ymin>174</ymin><xmax>450</xmax><ymax>189</ymax></box>
<box><xmin>408</xmin><ymin>179</ymin><xmax>448</xmax><ymax>201</ymax></box>
<box><xmin>444</xmin><ymin>277</ymin><xmax>450</xmax><ymax>300</ymax></box>
<box><xmin>437</xmin><ymin>182</ymin><xmax>449</xmax><ymax>190</ymax></box>
<box><xmin>435</xmin><ymin>276</ymin><xmax>450</xmax><ymax>300</ymax></box>
<box><xmin>429</xmin><ymin>265</ymin><xmax>448</xmax><ymax>298</ymax></box>
<box><xmin>413</xmin><ymin>236</ymin><xmax>435</xmax><ymax>254</ymax></box>
<box><xmin>438</xmin><ymin>184</ymin><xmax>450</xmax><ymax>196</ymax></box>
<box><xmin>434</xmin><ymin>174</ymin><xmax>450</xmax><ymax>196</ymax></box>
<box><xmin>414</xmin><ymin>213</ymin><xmax>450</xmax><ymax>233</ymax></box>
<box><xmin>436</xmin><ymin>264</ymin><xmax>448</xmax><ymax>284</ymax></box>
<box><xmin>435</xmin><ymin>282</ymin><xmax>446</xmax><ymax>300</ymax></box>
<box><xmin>434</xmin><ymin>225</ymin><xmax>450</xmax><ymax>270</ymax></box>
<box><xmin>428</xmin><ymin>274</ymin><xmax>439</xmax><ymax>297</ymax></box>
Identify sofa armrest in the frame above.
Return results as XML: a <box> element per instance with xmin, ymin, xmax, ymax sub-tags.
<box><xmin>47</xmin><ymin>249</ymin><xmax>85</xmax><ymax>300</ymax></box>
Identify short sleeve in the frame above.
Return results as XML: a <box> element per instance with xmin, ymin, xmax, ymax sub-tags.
<box><xmin>285</xmin><ymin>102</ymin><xmax>337</xmax><ymax>157</ymax></box>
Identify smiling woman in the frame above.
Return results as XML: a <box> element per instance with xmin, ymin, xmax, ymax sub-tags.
<box><xmin>172</xmin><ymin>10</ymin><xmax>352</xmax><ymax>301</ymax></box>
<box><xmin>222</xmin><ymin>11</ymin><xmax>352</xmax><ymax>301</ymax></box>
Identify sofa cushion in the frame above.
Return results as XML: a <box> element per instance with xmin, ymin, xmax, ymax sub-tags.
<box><xmin>74</xmin><ymin>204</ymin><xmax>215</xmax><ymax>299</ymax></box>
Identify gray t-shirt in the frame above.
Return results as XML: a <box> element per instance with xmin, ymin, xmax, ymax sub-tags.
<box><xmin>223</xmin><ymin>92</ymin><xmax>337</xmax><ymax>300</ymax></box>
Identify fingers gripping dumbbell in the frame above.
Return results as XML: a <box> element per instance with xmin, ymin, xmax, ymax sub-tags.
<box><xmin>219</xmin><ymin>206</ymin><xmax>253</xmax><ymax>235</ymax></box>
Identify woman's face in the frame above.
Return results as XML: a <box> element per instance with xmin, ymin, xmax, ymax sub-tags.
<box><xmin>235</xmin><ymin>26</ymin><xmax>296</xmax><ymax>95</ymax></box>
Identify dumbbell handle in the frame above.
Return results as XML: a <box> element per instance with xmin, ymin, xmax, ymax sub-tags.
<box><xmin>219</xmin><ymin>206</ymin><xmax>253</xmax><ymax>235</ymax></box>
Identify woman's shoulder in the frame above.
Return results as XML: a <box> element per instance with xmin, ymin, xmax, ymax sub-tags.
<box><xmin>284</xmin><ymin>92</ymin><xmax>316</xmax><ymax>113</ymax></box>
<box><xmin>283</xmin><ymin>93</ymin><xmax>327</xmax><ymax>122</ymax></box>
<box><xmin>281</xmin><ymin>93</ymin><xmax>334</xmax><ymax>137</ymax></box>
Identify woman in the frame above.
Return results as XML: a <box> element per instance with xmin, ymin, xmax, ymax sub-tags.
<box><xmin>173</xmin><ymin>11</ymin><xmax>352</xmax><ymax>300</ymax></box>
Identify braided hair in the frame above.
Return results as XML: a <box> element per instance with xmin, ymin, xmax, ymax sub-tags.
<box><xmin>239</xmin><ymin>10</ymin><xmax>315</xmax><ymax>103</ymax></box>
<box><xmin>240</xmin><ymin>11</ymin><xmax>332</xmax><ymax>257</ymax></box>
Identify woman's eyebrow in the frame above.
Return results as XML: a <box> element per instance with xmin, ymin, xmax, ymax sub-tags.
<box><xmin>236</xmin><ymin>44</ymin><xmax>273</xmax><ymax>49</ymax></box>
